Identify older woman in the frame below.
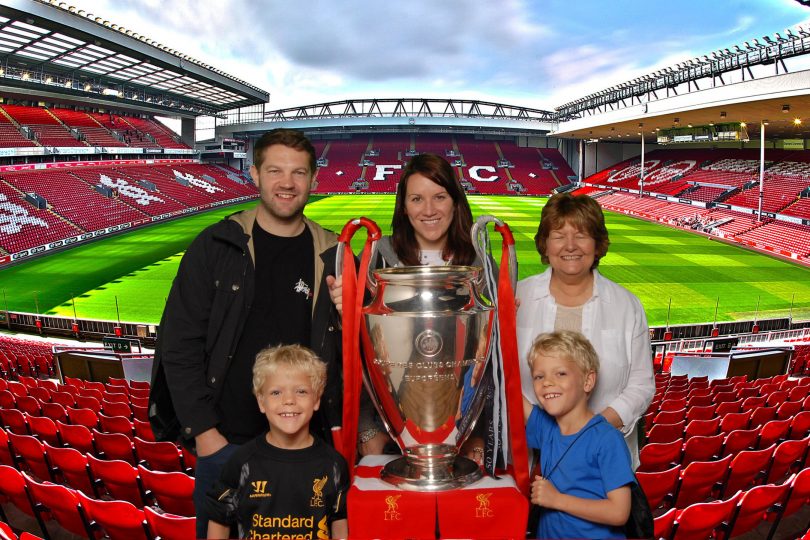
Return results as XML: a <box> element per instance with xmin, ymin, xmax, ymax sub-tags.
<box><xmin>516</xmin><ymin>193</ymin><xmax>654</xmax><ymax>467</ymax></box>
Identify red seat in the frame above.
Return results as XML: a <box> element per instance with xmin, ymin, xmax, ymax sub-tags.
<box><xmin>766</xmin><ymin>436</ymin><xmax>810</xmax><ymax>484</ymax></box>
<box><xmin>713</xmin><ymin>391</ymin><xmax>737</xmax><ymax>404</ymax></box>
<box><xmin>86</xmin><ymin>454</ymin><xmax>145</xmax><ymax>506</ymax></box>
<box><xmin>715</xmin><ymin>399</ymin><xmax>743</xmax><ymax>415</ymax></box>
<box><xmin>43</xmin><ymin>442</ymin><xmax>95</xmax><ymax>496</ymax></box>
<box><xmin>138</xmin><ymin>465</ymin><xmax>195</xmax><ymax>516</ymax></box>
<box><xmin>789</xmin><ymin>410</ymin><xmax>810</xmax><ymax>439</ymax></box>
<box><xmin>56</xmin><ymin>421</ymin><xmax>95</xmax><ymax>455</ymax></box>
<box><xmin>133</xmin><ymin>419</ymin><xmax>155</xmax><ymax>442</ymax></box>
<box><xmin>741</xmin><ymin>396</ymin><xmax>767</xmax><ymax>411</ymax></box>
<box><xmin>776</xmin><ymin>400</ymin><xmax>802</xmax><ymax>420</ymax></box>
<box><xmin>685</xmin><ymin>404</ymin><xmax>716</xmax><ymax>422</ymax></box>
<box><xmin>720</xmin><ymin>410</ymin><xmax>752</xmax><ymax>434</ymax></box>
<box><xmin>638</xmin><ymin>439</ymin><xmax>682</xmax><ymax>473</ymax></box>
<box><xmin>74</xmin><ymin>395</ymin><xmax>102</xmax><ymax>413</ymax></box>
<box><xmin>144</xmin><ymin>506</ymin><xmax>195</xmax><ymax>540</ymax></box>
<box><xmin>0</xmin><ymin>465</ymin><xmax>41</xmax><ymax>531</ymax></box>
<box><xmin>66</xmin><ymin>407</ymin><xmax>99</xmax><ymax>430</ymax></box>
<box><xmin>15</xmin><ymin>396</ymin><xmax>40</xmax><ymax>417</ymax></box>
<box><xmin>131</xmin><ymin>404</ymin><xmax>149</xmax><ymax>422</ymax></box>
<box><xmin>76</xmin><ymin>490</ymin><xmax>149</xmax><ymax>540</ymax></box>
<box><xmin>77</xmin><ymin>388</ymin><xmax>103</xmax><ymax>402</ymax></box>
<box><xmin>101</xmin><ymin>400</ymin><xmax>132</xmax><ymax>418</ymax></box>
<box><xmin>723</xmin><ymin>444</ymin><xmax>774</xmax><ymax>497</ymax></box>
<box><xmin>682</xmin><ymin>434</ymin><xmax>724</xmax><ymax>466</ymax></box>
<box><xmin>98</xmin><ymin>413</ymin><xmax>134</xmax><ymax>437</ymax></box>
<box><xmin>764</xmin><ymin>469</ymin><xmax>810</xmax><ymax>538</ymax></box>
<box><xmin>765</xmin><ymin>390</ymin><xmax>789</xmax><ymax>408</ymax></box>
<box><xmin>49</xmin><ymin>391</ymin><xmax>75</xmax><ymax>408</ymax></box>
<box><xmin>663</xmin><ymin>389</ymin><xmax>688</xmax><ymax>401</ymax></box>
<box><xmin>686</xmin><ymin>394</ymin><xmax>715</xmax><ymax>408</ymax></box>
<box><xmin>26</xmin><ymin>415</ymin><xmax>59</xmax><ymax>447</ymax></box>
<box><xmin>1</xmin><ymin>408</ymin><xmax>30</xmax><ymax>435</ymax></box>
<box><xmin>749</xmin><ymin>406</ymin><xmax>777</xmax><ymax>429</ymax></box>
<box><xmin>40</xmin><ymin>402</ymin><xmax>67</xmax><ymax>423</ymax></box>
<box><xmin>636</xmin><ymin>464</ymin><xmax>680</xmax><ymax>511</ymax></box>
<box><xmin>654</xmin><ymin>408</ymin><xmax>686</xmax><ymax>425</ymax></box>
<box><xmin>653</xmin><ymin>508</ymin><xmax>676</xmax><ymax>540</ymax></box>
<box><xmin>25</xmin><ymin>474</ymin><xmax>94</xmax><ymax>537</ymax></box>
<box><xmin>0</xmin><ymin>390</ymin><xmax>15</xmax><ymax>409</ymax></box>
<box><xmin>82</xmin><ymin>381</ymin><xmax>105</xmax><ymax>393</ymax></box>
<box><xmin>726</xmin><ymin>482</ymin><xmax>790</xmax><ymax>538</ymax></box>
<box><xmin>675</xmin><ymin>454</ymin><xmax>732</xmax><ymax>508</ymax></box>
<box><xmin>685</xmin><ymin>417</ymin><xmax>720</xmax><ymax>438</ymax></box>
<box><xmin>758</xmin><ymin>418</ymin><xmax>791</xmax><ymax>449</ymax></box>
<box><xmin>7</xmin><ymin>381</ymin><xmax>28</xmax><ymax>398</ymax></box>
<box><xmin>129</xmin><ymin>381</ymin><xmax>150</xmax><ymax>391</ymax></box>
<box><xmin>788</xmin><ymin>385</ymin><xmax>809</xmax><ymax>402</ymax></box>
<box><xmin>0</xmin><ymin>427</ymin><xmax>15</xmax><ymax>466</ymax></box>
<box><xmin>671</xmin><ymin>493</ymin><xmax>741</xmax><ymax>539</ymax></box>
<box><xmin>7</xmin><ymin>432</ymin><xmax>52</xmax><ymax>481</ymax></box>
<box><xmin>92</xmin><ymin>429</ymin><xmax>136</xmax><ymax>464</ymax></box>
<box><xmin>647</xmin><ymin>420</ymin><xmax>685</xmax><ymax>444</ymax></box>
<box><xmin>102</xmin><ymin>391</ymin><xmax>129</xmax><ymax>404</ymax></box>
<box><xmin>134</xmin><ymin>437</ymin><xmax>185</xmax><ymax>472</ymax></box>
<box><xmin>26</xmin><ymin>387</ymin><xmax>50</xmax><ymax>403</ymax></box>
<box><xmin>660</xmin><ymin>398</ymin><xmax>687</xmax><ymax>412</ymax></box>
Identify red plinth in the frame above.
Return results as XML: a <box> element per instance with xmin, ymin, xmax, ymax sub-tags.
<box><xmin>348</xmin><ymin>456</ymin><xmax>528</xmax><ymax>539</ymax></box>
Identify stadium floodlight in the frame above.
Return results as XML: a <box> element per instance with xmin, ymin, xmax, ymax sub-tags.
<box><xmin>794</xmin><ymin>118</ymin><xmax>802</xmax><ymax>125</ymax></box>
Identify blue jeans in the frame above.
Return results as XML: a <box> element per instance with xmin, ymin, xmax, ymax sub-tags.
<box><xmin>193</xmin><ymin>443</ymin><xmax>239</xmax><ymax>539</ymax></box>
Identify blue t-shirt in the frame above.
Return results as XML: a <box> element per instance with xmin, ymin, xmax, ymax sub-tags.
<box><xmin>526</xmin><ymin>407</ymin><xmax>634</xmax><ymax>539</ymax></box>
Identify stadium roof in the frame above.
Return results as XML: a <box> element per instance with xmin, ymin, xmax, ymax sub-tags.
<box><xmin>0</xmin><ymin>0</ymin><xmax>269</xmax><ymax>116</ymax></box>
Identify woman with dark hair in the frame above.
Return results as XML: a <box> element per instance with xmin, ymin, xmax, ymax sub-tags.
<box><xmin>327</xmin><ymin>153</ymin><xmax>490</xmax><ymax>456</ymax></box>
<box><xmin>516</xmin><ymin>193</ymin><xmax>654</xmax><ymax>468</ymax></box>
<box><xmin>383</xmin><ymin>152</ymin><xmax>476</xmax><ymax>267</ymax></box>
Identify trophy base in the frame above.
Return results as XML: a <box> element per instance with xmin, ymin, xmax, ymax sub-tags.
<box><xmin>381</xmin><ymin>454</ymin><xmax>483</xmax><ymax>491</ymax></box>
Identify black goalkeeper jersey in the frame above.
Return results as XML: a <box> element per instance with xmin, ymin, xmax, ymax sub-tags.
<box><xmin>206</xmin><ymin>434</ymin><xmax>349</xmax><ymax>539</ymax></box>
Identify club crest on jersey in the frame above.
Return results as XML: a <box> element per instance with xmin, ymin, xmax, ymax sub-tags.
<box><xmin>310</xmin><ymin>475</ymin><xmax>327</xmax><ymax>507</ymax></box>
<box><xmin>294</xmin><ymin>278</ymin><xmax>312</xmax><ymax>299</ymax></box>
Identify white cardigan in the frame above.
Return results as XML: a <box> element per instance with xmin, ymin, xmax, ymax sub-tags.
<box><xmin>516</xmin><ymin>268</ymin><xmax>655</xmax><ymax>467</ymax></box>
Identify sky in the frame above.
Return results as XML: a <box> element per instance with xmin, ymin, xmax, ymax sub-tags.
<box><xmin>68</xmin><ymin>0</ymin><xmax>810</xmax><ymax>113</ymax></box>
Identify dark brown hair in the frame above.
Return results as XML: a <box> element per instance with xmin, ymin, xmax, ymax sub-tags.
<box><xmin>534</xmin><ymin>193</ymin><xmax>610</xmax><ymax>268</ymax></box>
<box><xmin>391</xmin><ymin>153</ymin><xmax>475</xmax><ymax>266</ymax></box>
<box><xmin>253</xmin><ymin>128</ymin><xmax>317</xmax><ymax>174</ymax></box>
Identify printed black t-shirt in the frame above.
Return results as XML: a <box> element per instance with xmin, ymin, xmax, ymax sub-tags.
<box><xmin>219</xmin><ymin>222</ymin><xmax>315</xmax><ymax>442</ymax></box>
<box><xmin>206</xmin><ymin>435</ymin><xmax>349</xmax><ymax>539</ymax></box>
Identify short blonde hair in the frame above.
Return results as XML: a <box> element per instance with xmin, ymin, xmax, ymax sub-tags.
<box><xmin>252</xmin><ymin>344</ymin><xmax>327</xmax><ymax>397</ymax></box>
<box><xmin>527</xmin><ymin>331</ymin><xmax>600</xmax><ymax>376</ymax></box>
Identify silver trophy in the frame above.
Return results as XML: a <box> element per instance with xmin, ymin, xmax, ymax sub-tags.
<box><xmin>360</xmin><ymin>265</ymin><xmax>494</xmax><ymax>491</ymax></box>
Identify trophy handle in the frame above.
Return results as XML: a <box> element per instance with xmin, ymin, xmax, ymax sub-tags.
<box><xmin>471</xmin><ymin>215</ymin><xmax>517</xmax><ymax>291</ymax></box>
<box><xmin>336</xmin><ymin>217</ymin><xmax>381</xmax><ymax>289</ymax></box>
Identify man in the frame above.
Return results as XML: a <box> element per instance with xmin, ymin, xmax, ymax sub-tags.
<box><xmin>148</xmin><ymin>129</ymin><xmax>342</xmax><ymax>538</ymax></box>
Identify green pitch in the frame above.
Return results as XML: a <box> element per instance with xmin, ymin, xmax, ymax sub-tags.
<box><xmin>2</xmin><ymin>194</ymin><xmax>810</xmax><ymax>326</ymax></box>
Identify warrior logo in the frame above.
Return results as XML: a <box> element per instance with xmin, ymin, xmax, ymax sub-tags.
<box><xmin>475</xmin><ymin>493</ymin><xmax>494</xmax><ymax>518</ymax></box>
<box><xmin>384</xmin><ymin>495</ymin><xmax>402</xmax><ymax>521</ymax></box>
<box><xmin>249</xmin><ymin>480</ymin><xmax>270</xmax><ymax>498</ymax></box>
<box><xmin>310</xmin><ymin>475</ymin><xmax>326</xmax><ymax>508</ymax></box>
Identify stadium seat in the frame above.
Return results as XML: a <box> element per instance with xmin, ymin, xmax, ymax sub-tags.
<box><xmin>716</xmin><ymin>399</ymin><xmax>743</xmax><ymax>415</ymax></box>
<box><xmin>765</xmin><ymin>390</ymin><xmax>789</xmax><ymax>408</ymax></box>
<box><xmin>76</xmin><ymin>490</ymin><xmax>150</xmax><ymax>540</ymax></box>
<box><xmin>98</xmin><ymin>414</ymin><xmax>134</xmax><ymax>437</ymax></box>
<box><xmin>675</xmin><ymin>454</ymin><xmax>732</xmax><ymax>508</ymax></box>
<box><xmin>638</xmin><ymin>439</ymin><xmax>682</xmax><ymax>473</ymax></box>
<box><xmin>687</xmin><ymin>394</ymin><xmax>715</xmax><ymax>408</ymax></box>
<box><xmin>14</xmin><ymin>396</ymin><xmax>40</xmax><ymax>417</ymax></box>
<box><xmin>101</xmin><ymin>400</ymin><xmax>132</xmax><ymax>418</ymax></box>
<box><xmin>43</xmin><ymin>442</ymin><xmax>95</xmax><ymax>496</ymax></box>
<box><xmin>25</xmin><ymin>474</ymin><xmax>95</xmax><ymax>538</ymax></box>
<box><xmin>647</xmin><ymin>420</ymin><xmax>686</xmax><ymax>444</ymax></box>
<box><xmin>86</xmin><ymin>454</ymin><xmax>145</xmax><ymax>506</ymax></box>
<box><xmin>764</xmin><ymin>469</ymin><xmax>810</xmax><ymax>539</ymax></box>
<box><xmin>766</xmin><ymin>436</ymin><xmax>810</xmax><ymax>484</ymax></box>
<box><xmin>654</xmin><ymin>408</ymin><xmax>687</xmax><ymax>425</ymax></box>
<box><xmin>660</xmin><ymin>398</ymin><xmax>687</xmax><ymax>412</ymax></box>
<box><xmin>758</xmin><ymin>419</ymin><xmax>791</xmax><ymax>449</ymax></box>
<box><xmin>77</xmin><ymin>388</ymin><xmax>103</xmax><ymax>402</ymax></box>
<box><xmin>749</xmin><ymin>407</ymin><xmax>778</xmax><ymax>429</ymax></box>
<box><xmin>671</xmin><ymin>494</ymin><xmax>741</xmax><ymax>540</ymax></box>
<box><xmin>789</xmin><ymin>410</ymin><xmax>810</xmax><ymax>439</ymax></box>
<box><xmin>0</xmin><ymin>427</ymin><xmax>15</xmax><ymax>467</ymax></box>
<box><xmin>653</xmin><ymin>508</ymin><xmax>676</xmax><ymax>540</ymax></box>
<box><xmin>26</xmin><ymin>387</ymin><xmax>50</xmax><ymax>404</ymax></box>
<box><xmin>7</xmin><ymin>432</ymin><xmax>52</xmax><ymax>482</ymax></box>
<box><xmin>39</xmin><ymin>402</ymin><xmax>67</xmax><ymax>423</ymax></box>
<box><xmin>0</xmin><ymin>465</ymin><xmax>43</xmax><ymax>534</ymax></box>
<box><xmin>74</xmin><ymin>395</ymin><xmax>102</xmax><ymax>413</ymax></box>
<box><xmin>682</xmin><ymin>434</ymin><xmax>724</xmax><ymax>466</ymax></box>
<box><xmin>636</xmin><ymin>464</ymin><xmax>680</xmax><ymax>511</ymax></box>
<box><xmin>66</xmin><ymin>407</ymin><xmax>99</xmax><ymax>430</ymax></box>
<box><xmin>725</xmin><ymin>482</ymin><xmax>790</xmax><ymax>538</ymax></box>
<box><xmin>776</xmin><ymin>400</ymin><xmax>802</xmax><ymax>420</ymax></box>
<box><xmin>685</xmin><ymin>404</ymin><xmax>716</xmax><ymax>422</ymax></box>
<box><xmin>6</xmin><ymin>381</ymin><xmax>28</xmax><ymax>398</ymax></box>
<box><xmin>133</xmin><ymin>437</ymin><xmax>184</xmax><ymax>472</ymax></box>
<box><xmin>685</xmin><ymin>417</ymin><xmax>721</xmax><ymax>438</ymax></box>
<box><xmin>56</xmin><ymin>421</ymin><xmax>95</xmax><ymax>455</ymax></box>
<box><xmin>720</xmin><ymin>411</ymin><xmax>752</xmax><ymax>433</ymax></box>
<box><xmin>144</xmin><ymin>506</ymin><xmax>196</xmax><ymax>540</ymax></box>
<box><xmin>1</xmin><ymin>408</ymin><xmax>30</xmax><ymax>435</ymax></box>
<box><xmin>722</xmin><ymin>445</ymin><xmax>774</xmax><ymax>498</ymax></box>
<box><xmin>0</xmin><ymin>390</ymin><xmax>15</xmax><ymax>409</ymax></box>
<box><xmin>26</xmin><ymin>415</ymin><xmax>60</xmax><ymax>447</ymax></box>
<box><xmin>137</xmin><ymin>465</ymin><xmax>195</xmax><ymax>516</ymax></box>
<box><xmin>92</xmin><ymin>429</ymin><xmax>135</xmax><ymax>464</ymax></box>
<box><xmin>133</xmin><ymin>419</ymin><xmax>155</xmax><ymax>442</ymax></box>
